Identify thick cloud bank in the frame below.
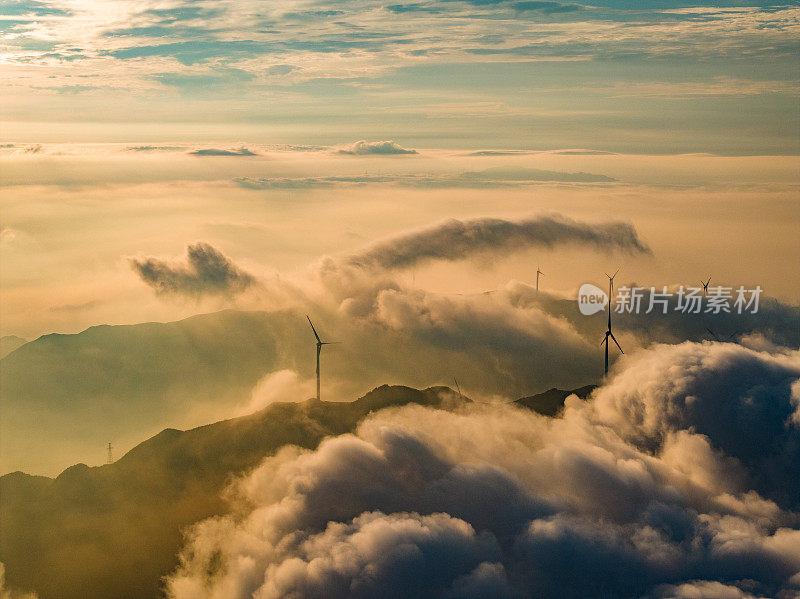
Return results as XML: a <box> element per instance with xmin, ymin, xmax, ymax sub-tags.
<box><xmin>340</xmin><ymin>214</ymin><xmax>650</xmax><ymax>271</ymax></box>
<box><xmin>167</xmin><ymin>342</ymin><xmax>800</xmax><ymax>599</ymax></box>
<box><xmin>130</xmin><ymin>243</ymin><xmax>255</xmax><ymax>298</ymax></box>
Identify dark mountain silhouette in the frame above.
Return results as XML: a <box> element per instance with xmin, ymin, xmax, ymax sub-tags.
<box><xmin>515</xmin><ymin>384</ymin><xmax>597</xmax><ymax>416</ymax></box>
<box><xmin>0</xmin><ymin>384</ymin><xmax>464</xmax><ymax>599</ymax></box>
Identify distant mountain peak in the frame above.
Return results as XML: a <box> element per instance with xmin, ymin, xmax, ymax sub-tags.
<box><xmin>514</xmin><ymin>384</ymin><xmax>597</xmax><ymax>417</ymax></box>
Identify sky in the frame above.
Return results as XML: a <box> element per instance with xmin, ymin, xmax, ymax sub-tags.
<box><xmin>1</xmin><ymin>3</ymin><xmax>800</xmax><ymax>598</ymax></box>
<box><xmin>1</xmin><ymin>0</ymin><xmax>799</xmax><ymax>153</ymax></box>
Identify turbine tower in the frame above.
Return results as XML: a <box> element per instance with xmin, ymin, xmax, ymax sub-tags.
<box><xmin>306</xmin><ymin>315</ymin><xmax>338</xmax><ymax>401</ymax></box>
<box><xmin>453</xmin><ymin>377</ymin><xmax>463</xmax><ymax>401</ymax></box>
<box><xmin>107</xmin><ymin>442</ymin><xmax>113</xmax><ymax>464</ymax></box>
<box><xmin>700</xmin><ymin>277</ymin><xmax>711</xmax><ymax>297</ymax></box>
<box><xmin>536</xmin><ymin>265</ymin><xmax>544</xmax><ymax>295</ymax></box>
<box><xmin>601</xmin><ymin>269</ymin><xmax>623</xmax><ymax>376</ymax></box>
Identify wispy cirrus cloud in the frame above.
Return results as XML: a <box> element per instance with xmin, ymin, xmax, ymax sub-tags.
<box><xmin>0</xmin><ymin>0</ymin><xmax>70</xmax><ymax>17</ymax></box>
<box><xmin>126</xmin><ymin>145</ymin><xmax>188</xmax><ymax>152</ymax></box>
<box><xmin>460</xmin><ymin>166</ymin><xmax>615</xmax><ymax>182</ymax></box>
<box><xmin>233</xmin><ymin>166</ymin><xmax>616</xmax><ymax>189</ymax></box>
<box><xmin>189</xmin><ymin>147</ymin><xmax>258</xmax><ymax>157</ymax></box>
<box><xmin>2</xmin><ymin>1</ymin><xmax>798</xmax><ymax>153</ymax></box>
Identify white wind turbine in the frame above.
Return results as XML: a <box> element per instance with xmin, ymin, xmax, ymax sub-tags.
<box><xmin>306</xmin><ymin>315</ymin><xmax>339</xmax><ymax>401</ymax></box>
<box><xmin>536</xmin><ymin>265</ymin><xmax>544</xmax><ymax>295</ymax></box>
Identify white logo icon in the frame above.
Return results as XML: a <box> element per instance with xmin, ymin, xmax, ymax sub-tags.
<box><xmin>578</xmin><ymin>283</ymin><xmax>608</xmax><ymax>315</ymax></box>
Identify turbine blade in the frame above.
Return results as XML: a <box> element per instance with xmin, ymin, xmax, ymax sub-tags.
<box><xmin>706</xmin><ymin>327</ymin><xmax>720</xmax><ymax>342</ymax></box>
<box><xmin>306</xmin><ymin>315</ymin><xmax>321</xmax><ymax>343</ymax></box>
<box><xmin>610</xmin><ymin>332</ymin><xmax>623</xmax><ymax>353</ymax></box>
<box><xmin>600</xmin><ymin>334</ymin><xmax>608</xmax><ymax>347</ymax></box>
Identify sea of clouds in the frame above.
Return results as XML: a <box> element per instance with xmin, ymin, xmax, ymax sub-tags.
<box><xmin>166</xmin><ymin>341</ymin><xmax>800</xmax><ymax>599</ymax></box>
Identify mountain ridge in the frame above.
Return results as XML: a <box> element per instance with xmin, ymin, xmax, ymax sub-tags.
<box><xmin>0</xmin><ymin>384</ymin><xmax>463</xmax><ymax>599</ymax></box>
<box><xmin>514</xmin><ymin>384</ymin><xmax>597</xmax><ymax>416</ymax></box>
<box><xmin>0</xmin><ymin>335</ymin><xmax>27</xmax><ymax>359</ymax></box>
<box><xmin>0</xmin><ymin>382</ymin><xmax>589</xmax><ymax>599</ymax></box>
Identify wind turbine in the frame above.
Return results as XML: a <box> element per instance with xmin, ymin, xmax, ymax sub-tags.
<box><xmin>601</xmin><ymin>269</ymin><xmax>623</xmax><ymax>376</ymax></box>
<box><xmin>700</xmin><ymin>277</ymin><xmax>711</xmax><ymax>297</ymax></box>
<box><xmin>536</xmin><ymin>265</ymin><xmax>544</xmax><ymax>295</ymax></box>
<box><xmin>306</xmin><ymin>315</ymin><xmax>339</xmax><ymax>401</ymax></box>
